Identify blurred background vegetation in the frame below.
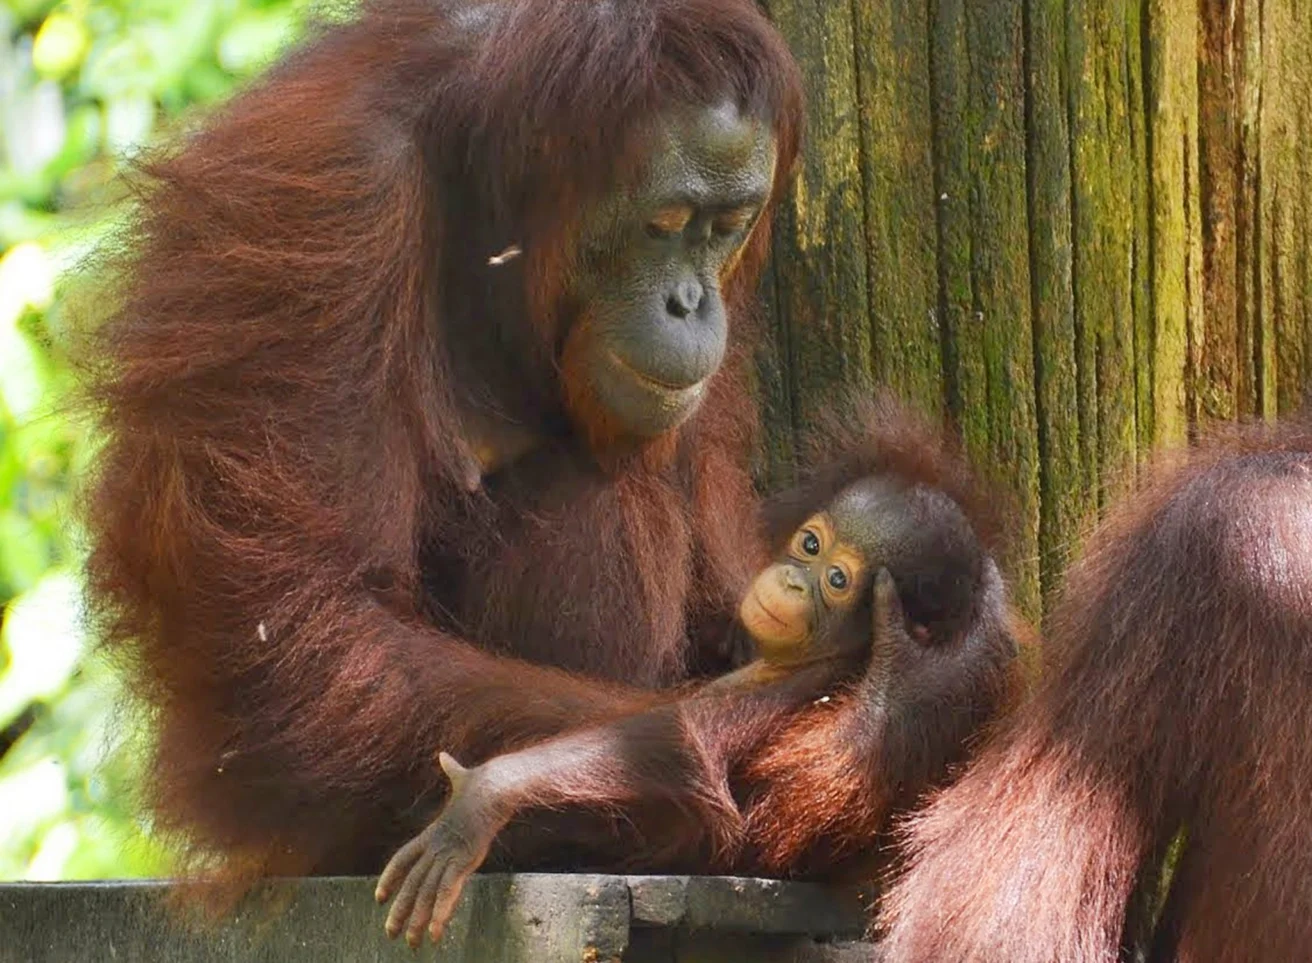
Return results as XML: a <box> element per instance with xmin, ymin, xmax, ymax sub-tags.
<box><xmin>0</xmin><ymin>0</ymin><xmax>321</xmax><ymax>880</ymax></box>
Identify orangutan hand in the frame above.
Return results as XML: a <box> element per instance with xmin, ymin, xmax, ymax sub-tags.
<box><xmin>860</xmin><ymin>568</ymin><xmax>921</xmax><ymax>689</ymax></box>
<box><xmin>375</xmin><ymin>753</ymin><xmax>501</xmax><ymax>948</ymax></box>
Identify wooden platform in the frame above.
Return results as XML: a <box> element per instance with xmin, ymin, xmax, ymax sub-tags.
<box><xmin>0</xmin><ymin>874</ymin><xmax>878</xmax><ymax>962</ymax></box>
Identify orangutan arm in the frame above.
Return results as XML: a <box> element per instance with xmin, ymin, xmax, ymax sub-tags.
<box><xmin>374</xmin><ymin>659</ymin><xmax>843</xmax><ymax>947</ymax></box>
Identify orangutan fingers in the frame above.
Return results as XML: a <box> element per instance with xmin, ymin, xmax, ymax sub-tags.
<box><xmin>872</xmin><ymin>567</ymin><xmax>910</xmax><ymax>644</ymax></box>
<box><xmin>382</xmin><ymin>844</ymin><xmax>435</xmax><ymax>940</ymax></box>
<box><xmin>405</xmin><ymin>855</ymin><xmax>450</xmax><ymax>948</ymax></box>
<box><xmin>375</xmin><ymin>830</ymin><xmax>429</xmax><ymax>904</ymax></box>
<box><xmin>428</xmin><ymin>858</ymin><xmax>476</xmax><ymax>945</ymax></box>
<box><xmin>438</xmin><ymin>751</ymin><xmax>471</xmax><ymax>793</ymax></box>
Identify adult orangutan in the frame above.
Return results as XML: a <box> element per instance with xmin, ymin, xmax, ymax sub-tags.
<box><xmin>878</xmin><ymin>413</ymin><xmax>1312</xmax><ymax>962</ymax></box>
<box><xmin>77</xmin><ymin>0</ymin><xmax>944</xmax><ymax>892</ymax></box>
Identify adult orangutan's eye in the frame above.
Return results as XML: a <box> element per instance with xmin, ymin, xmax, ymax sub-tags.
<box><xmin>801</xmin><ymin>530</ymin><xmax>820</xmax><ymax>556</ymax></box>
<box><xmin>827</xmin><ymin>567</ymin><xmax>849</xmax><ymax>591</ymax></box>
<box><xmin>712</xmin><ymin>207</ymin><xmax>756</xmax><ymax>236</ymax></box>
<box><xmin>713</xmin><ymin>205</ymin><xmax>755</xmax><ymax>236</ymax></box>
<box><xmin>646</xmin><ymin>206</ymin><xmax>693</xmax><ymax>239</ymax></box>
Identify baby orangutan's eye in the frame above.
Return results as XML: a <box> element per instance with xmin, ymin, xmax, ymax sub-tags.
<box><xmin>801</xmin><ymin>530</ymin><xmax>820</xmax><ymax>556</ymax></box>
<box><xmin>827</xmin><ymin>566</ymin><xmax>848</xmax><ymax>591</ymax></box>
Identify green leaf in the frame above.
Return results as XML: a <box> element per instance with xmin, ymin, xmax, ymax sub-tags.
<box><xmin>31</xmin><ymin>11</ymin><xmax>91</xmax><ymax>81</ymax></box>
<box><xmin>0</xmin><ymin>510</ymin><xmax>51</xmax><ymax>598</ymax></box>
<box><xmin>79</xmin><ymin>33</ymin><xmax>160</xmax><ymax>99</ymax></box>
<box><xmin>0</xmin><ymin>0</ymin><xmax>311</xmax><ymax>883</ymax></box>
<box><xmin>0</xmin><ymin>754</ymin><xmax>69</xmax><ymax>874</ymax></box>
<box><xmin>3</xmin><ymin>0</ymin><xmax>60</xmax><ymax>27</ymax></box>
<box><xmin>217</xmin><ymin>7</ymin><xmax>299</xmax><ymax>76</ymax></box>
<box><xmin>0</xmin><ymin>203</ymin><xmax>60</xmax><ymax>248</ymax></box>
<box><xmin>102</xmin><ymin>94</ymin><xmax>156</xmax><ymax>156</ymax></box>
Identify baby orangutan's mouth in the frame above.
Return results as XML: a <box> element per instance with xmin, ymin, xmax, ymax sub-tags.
<box><xmin>743</xmin><ymin>589</ymin><xmax>788</xmax><ymax>628</ymax></box>
<box><xmin>741</xmin><ymin>589</ymin><xmax>812</xmax><ymax>650</ymax></box>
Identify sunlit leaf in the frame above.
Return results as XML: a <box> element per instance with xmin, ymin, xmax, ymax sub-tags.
<box><xmin>0</xmin><ymin>0</ymin><xmax>312</xmax><ymax>882</ymax></box>
<box><xmin>103</xmin><ymin>94</ymin><xmax>156</xmax><ymax>157</ymax></box>
<box><xmin>44</xmin><ymin>103</ymin><xmax>103</xmax><ymax>182</ymax></box>
<box><xmin>4</xmin><ymin>0</ymin><xmax>60</xmax><ymax>26</ymax></box>
<box><xmin>25</xmin><ymin>818</ymin><xmax>77</xmax><ymax>879</ymax></box>
<box><xmin>217</xmin><ymin>7</ymin><xmax>300</xmax><ymax>75</ymax></box>
<box><xmin>0</xmin><ymin>241</ymin><xmax>56</xmax><ymax>313</ymax></box>
<box><xmin>0</xmin><ymin>202</ymin><xmax>60</xmax><ymax>248</ymax></box>
<box><xmin>0</xmin><ymin>755</ymin><xmax>68</xmax><ymax>862</ymax></box>
<box><xmin>0</xmin><ymin>243</ymin><xmax>57</xmax><ymax>421</ymax></box>
<box><xmin>0</xmin><ymin>568</ymin><xmax>85</xmax><ymax>729</ymax></box>
<box><xmin>79</xmin><ymin>33</ymin><xmax>159</xmax><ymax>100</ymax></box>
<box><xmin>2</xmin><ymin>79</ymin><xmax>67</xmax><ymax>177</ymax></box>
<box><xmin>181</xmin><ymin>59</ymin><xmax>235</xmax><ymax>105</ymax></box>
<box><xmin>0</xmin><ymin>510</ymin><xmax>51</xmax><ymax>598</ymax></box>
<box><xmin>32</xmin><ymin>11</ymin><xmax>91</xmax><ymax>81</ymax></box>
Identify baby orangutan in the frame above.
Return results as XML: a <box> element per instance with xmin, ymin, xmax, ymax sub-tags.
<box><xmin>375</xmin><ymin>431</ymin><xmax>1020</xmax><ymax>948</ymax></box>
<box><xmin>740</xmin><ymin>474</ymin><xmax>984</xmax><ymax>673</ymax></box>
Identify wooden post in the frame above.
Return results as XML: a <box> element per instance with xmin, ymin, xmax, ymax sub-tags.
<box><xmin>761</xmin><ymin>0</ymin><xmax>1312</xmax><ymax>617</ymax></box>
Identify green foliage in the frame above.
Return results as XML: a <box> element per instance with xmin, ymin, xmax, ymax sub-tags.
<box><xmin>0</xmin><ymin>0</ymin><xmax>313</xmax><ymax>880</ymax></box>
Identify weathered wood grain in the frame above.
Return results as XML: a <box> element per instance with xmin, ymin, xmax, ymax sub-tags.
<box><xmin>1142</xmin><ymin>0</ymin><xmax>1200</xmax><ymax>451</ymax></box>
<box><xmin>0</xmin><ymin>876</ymin><xmax>873</xmax><ymax>963</ymax></box>
<box><xmin>759</xmin><ymin>0</ymin><xmax>1312</xmax><ymax>617</ymax></box>
<box><xmin>1068</xmin><ymin>0</ymin><xmax>1142</xmax><ymax>506</ymax></box>
<box><xmin>1261</xmin><ymin>0</ymin><xmax>1312</xmax><ymax>413</ymax></box>
<box><xmin>929</xmin><ymin>0</ymin><xmax>1041</xmax><ymax>613</ymax></box>
<box><xmin>765</xmin><ymin>0</ymin><xmax>873</xmax><ymax>438</ymax></box>
<box><xmin>852</xmin><ymin>0</ymin><xmax>944</xmax><ymax>414</ymax></box>
<box><xmin>1025</xmin><ymin>0</ymin><xmax>1086</xmax><ymax>606</ymax></box>
<box><xmin>1198</xmin><ymin>0</ymin><xmax>1242</xmax><ymax>423</ymax></box>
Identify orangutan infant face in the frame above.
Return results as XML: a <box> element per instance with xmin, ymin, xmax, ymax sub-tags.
<box><xmin>740</xmin><ymin>511</ymin><xmax>868</xmax><ymax>662</ymax></box>
<box><xmin>564</xmin><ymin>100</ymin><xmax>777</xmax><ymax>438</ymax></box>
<box><xmin>739</xmin><ymin>476</ymin><xmax>983</xmax><ymax>667</ymax></box>
<box><xmin>740</xmin><ymin>479</ymin><xmax>919</xmax><ymax>664</ymax></box>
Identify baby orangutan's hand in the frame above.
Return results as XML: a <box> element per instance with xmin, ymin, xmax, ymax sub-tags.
<box><xmin>375</xmin><ymin>752</ymin><xmax>502</xmax><ymax>948</ymax></box>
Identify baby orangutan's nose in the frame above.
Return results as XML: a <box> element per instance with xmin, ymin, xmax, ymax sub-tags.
<box><xmin>782</xmin><ymin>567</ymin><xmax>809</xmax><ymax>594</ymax></box>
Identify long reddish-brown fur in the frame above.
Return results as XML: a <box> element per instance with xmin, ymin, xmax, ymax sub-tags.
<box><xmin>393</xmin><ymin>396</ymin><xmax>1025</xmax><ymax>887</ymax></box>
<box><xmin>80</xmin><ymin>0</ymin><xmax>804</xmax><ymax>888</ymax></box>
<box><xmin>878</xmin><ymin>413</ymin><xmax>1312</xmax><ymax>962</ymax></box>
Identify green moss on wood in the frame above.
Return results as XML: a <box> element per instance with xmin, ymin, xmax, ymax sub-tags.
<box><xmin>767</xmin><ymin>0</ymin><xmax>873</xmax><ymax>436</ymax></box>
<box><xmin>1261</xmin><ymin>0</ymin><xmax>1312</xmax><ymax>413</ymax></box>
<box><xmin>1143</xmin><ymin>0</ymin><xmax>1198</xmax><ymax>449</ymax></box>
<box><xmin>1069</xmin><ymin>0</ymin><xmax>1141</xmax><ymax>506</ymax></box>
<box><xmin>1026</xmin><ymin>0</ymin><xmax>1088</xmax><ymax>608</ymax></box>
<box><xmin>1197</xmin><ymin>0</ymin><xmax>1241</xmax><ymax>424</ymax></box>
<box><xmin>931</xmin><ymin>0</ymin><xmax>1042</xmax><ymax>616</ymax></box>
<box><xmin>853</xmin><ymin>0</ymin><xmax>944</xmax><ymax>414</ymax></box>
<box><xmin>759</xmin><ymin>0</ymin><xmax>1312</xmax><ymax>620</ymax></box>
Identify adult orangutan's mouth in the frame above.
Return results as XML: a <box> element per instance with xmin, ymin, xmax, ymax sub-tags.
<box><xmin>608</xmin><ymin>350</ymin><xmax>706</xmax><ymax>396</ymax></box>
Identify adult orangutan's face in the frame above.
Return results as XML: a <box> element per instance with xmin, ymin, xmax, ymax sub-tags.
<box><xmin>564</xmin><ymin>100</ymin><xmax>777</xmax><ymax>439</ymax></box>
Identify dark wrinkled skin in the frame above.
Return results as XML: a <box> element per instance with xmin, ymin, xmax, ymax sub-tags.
<box><xmin>571</xmin><ymin>100</ymin><xmax>776</xmax><ymax>437</ymax></box>
<box><xmin>377</xmin><ymin>753</ymin><xmax>500</xmax><ymax>947</ymax></box>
